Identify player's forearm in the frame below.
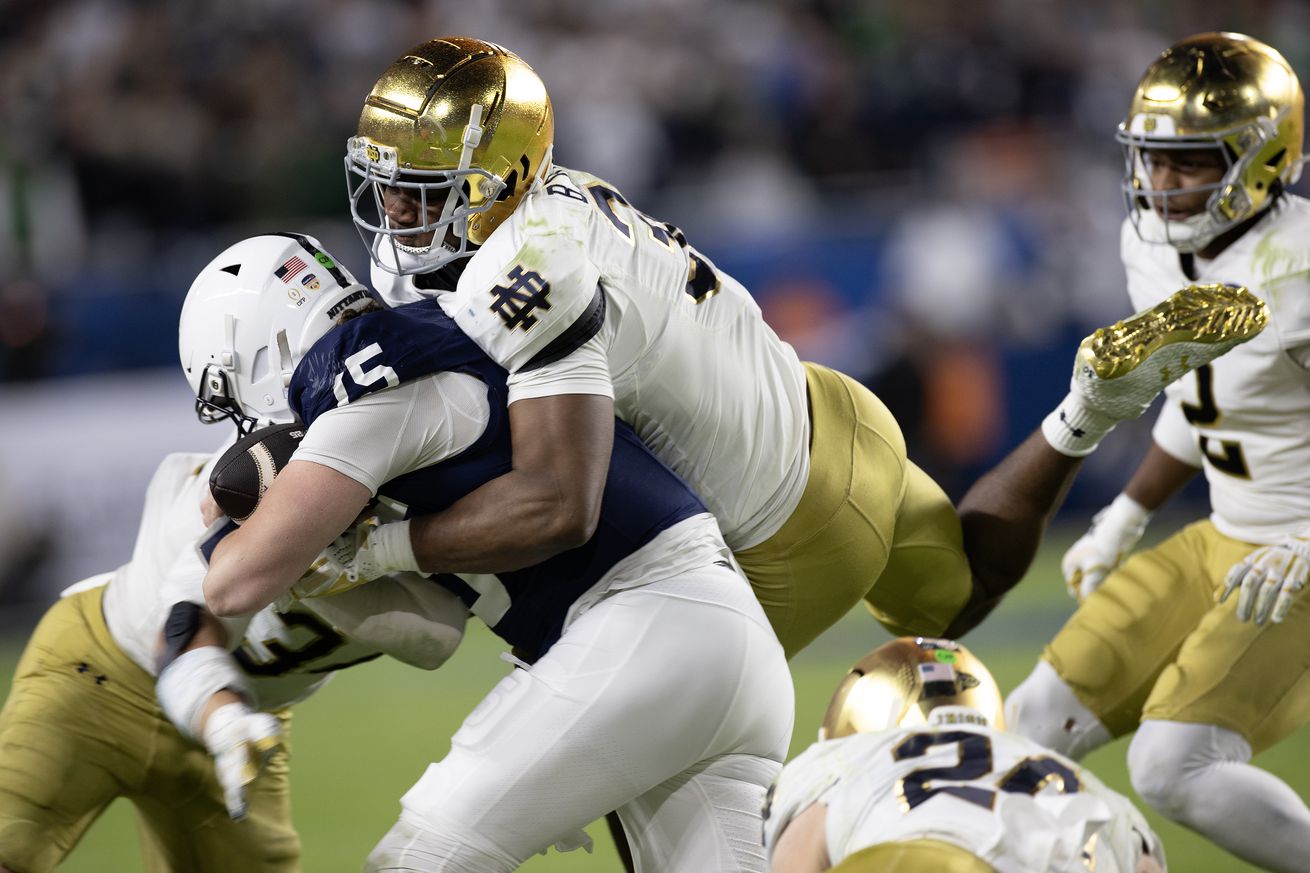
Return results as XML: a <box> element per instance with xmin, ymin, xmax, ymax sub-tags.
<box><xmin>408</xmin><ymin>393</ymin><xmax>614</xmax><ymax>573</ymax></box>
<box><xmin>1122</xmin><ymin>441</ymin><xmax>1201</xmax><ymax>511</ymax></box>
<box><xmin>408</xmin><ymin>469</ymin><xmax>601</xmax><ymax>572</ymax></box>
<box><xmin>952</xmin><ymin>430</ymin><xmax>1084</xmax><ymax>631</ymax></box>
<box><xmin>204</xmin><ymin>535</ymin><xmax>303</xmax><ymax>617</ymax></box>
<box><xmin>205</xmin><ymin>461</ymin><xmax>372</xmax><ymax>616</ymax></box>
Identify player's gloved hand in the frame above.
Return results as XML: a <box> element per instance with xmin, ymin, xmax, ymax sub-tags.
<box><xmin>1219</xmin><ymin>531</ymin><xmax>1310</xmax><ymax>624</ymax></box>
<box><xmin>202</xmin><ymin>701</ymin><xmax>283</xmax><ymax>821</ymax></box>
<box><xmin>1062</xmin><ymin>495</ymin><xmax>1152</xmax><ymax>601</ymax></box>
<box><xmin>288</xmin><ymin>518</ymin><xmax>419</xmax><ymax>600</ymax></box>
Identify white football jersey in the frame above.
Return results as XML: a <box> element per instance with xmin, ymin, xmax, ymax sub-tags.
<box><xmin>373</xmin><ymin>165</ymin><xmax>811</xmax><ymax>550</ymax></box>
<box><xmin>99</xmin><ymin>451</ymin><xmax>459</xmax><ymax>710</ymax></box>
<box><xmin>764</xmin><ymin>725</ymin><xmax>1160</xmax><ymax>873</ymax></box>
<box><xmin>1123</xmin><ymin>196</ymin><xmax>1310</xmax><ymax>543</ymax></box>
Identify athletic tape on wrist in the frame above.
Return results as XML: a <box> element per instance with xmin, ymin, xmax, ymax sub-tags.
<box><xmin>156</xmin><ymin>646</ymin><xmax>252</xmax><ymax>743</ymax></box>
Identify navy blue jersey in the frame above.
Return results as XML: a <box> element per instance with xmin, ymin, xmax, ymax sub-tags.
<box><xmin>289</xmin><ymin>299</ymin><xmax>707</xmax><ymax>658</ymax></box>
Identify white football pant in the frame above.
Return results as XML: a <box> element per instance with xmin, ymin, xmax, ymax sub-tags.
<box><xmin>364</xmin><ymin>566</ymin><xmax>795</xmax><ymax>873</ymax></box>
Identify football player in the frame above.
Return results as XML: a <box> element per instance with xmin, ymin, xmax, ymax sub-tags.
<box><xmin>764</xmin><ymin>638</ymin><xmax>1165</xmax><ymax>873</ymax></box>
<box><xmin>185</xmin><ymin>233</ymin><xmax>794</xmax><ymax>873</ymax></box>
<box><xmin>331</xmin><ymin>36</ymin><xmax>1268</xmax><ymax>662</ymax></box>
<box><xmin>0</xmin><ymin>450</ymin><xmax>465</xmax><ymax>871</ymax></box>
<box><xmin>1005</xmin><ymin>33</ymin><xmax>1310</xmax><ymax>873</ymax></box>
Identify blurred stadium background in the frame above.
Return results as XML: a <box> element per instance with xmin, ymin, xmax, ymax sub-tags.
<box><xmin>2</xmin><ymin>0</ymin><xmax>1308</xmax><ymax>870</ymax></box>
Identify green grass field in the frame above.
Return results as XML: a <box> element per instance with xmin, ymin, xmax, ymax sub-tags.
<box><xmin>20</xmin><ymin>531</ymin><xmax>1310</xmax><ymax>872</ymax></box>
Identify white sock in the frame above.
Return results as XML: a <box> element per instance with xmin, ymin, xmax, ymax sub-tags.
<box><xmin>1004</xmin><ymin>660</ymin><xmax>1112</xmax><ymax>760</ymax></box>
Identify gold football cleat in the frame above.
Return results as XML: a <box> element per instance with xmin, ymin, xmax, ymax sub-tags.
<box><xmin>1081</xmin><ymin>283</ymin><xmax>1268</xmax><ymax>380</ymax></box>
<box><xmin>1072</xmin><ymin>283</ymin><xmax>1267</xmax><ymax>420</ymax></box>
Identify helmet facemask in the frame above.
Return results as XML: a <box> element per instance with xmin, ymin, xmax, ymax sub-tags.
<box><xmin>195</xmin><ymin>364</ymin><xmax>261</xmax><ymax>436</ymax></box>
<box><xmin>1118</xmin><ymin>113</ymin><xmax>1293</xmax><ymax>252</ymax></box>
<box><xmin>345</xmin><ymin>108</ymin><xmax>507</xmax><ymax>277</ymax></box>
<box><xmin>1117</xmin><ymin>33</ymin><xmax>1306</xmax><ymax>253</ymax></box>
<box><xmin>347</xmin><ymin>38</ymin><xmax>556</xmax><ymax>278</ymax></box>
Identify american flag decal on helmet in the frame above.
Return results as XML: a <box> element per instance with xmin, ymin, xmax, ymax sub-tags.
<box><xmin>275</xmin><ymin>256</ymin><xmax>308</xmax><ymax>283</ymax></box>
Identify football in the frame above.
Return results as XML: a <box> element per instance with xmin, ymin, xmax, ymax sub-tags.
<box><xmin>209</xmin><ymin>422</ymin><xmax>307</xmax><ymax>522</ymax></box>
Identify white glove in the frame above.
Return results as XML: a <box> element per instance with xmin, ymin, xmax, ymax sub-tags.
<box><xmin>1062</xmin><ymin>495</ymin><xmax>1152</xmax><ymax>601</ymax></box>
<box><xmin>203</xmin><ymin>702</ymin><xmax>284</xmax><ymax>821</ymax></box>
<box><xmin>288</xmin><ymin>518</ymin><xmax>418</xmax><ymax>600</ymax></box>
<box><xmin>1219</xmin><ymin>531</ymin><xmax>1310</xmax><ymax>625</ymax></box>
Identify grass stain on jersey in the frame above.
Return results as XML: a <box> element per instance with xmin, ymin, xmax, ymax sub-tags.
<box><xmin>1250</xmin><ymin>232</ymin><xmax>1310</xmax><ymax>313</ymax></box>
<box><xmin>1252</xmin><ymin>232</ymin><xmax>1310</xmax><ymax>284</ymax></box>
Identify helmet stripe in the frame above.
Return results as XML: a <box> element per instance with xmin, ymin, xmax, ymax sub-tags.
<box><xmin>270</xmin><ymin>231</ymin><xmax>352</xmax><ymax>289</ymax></box>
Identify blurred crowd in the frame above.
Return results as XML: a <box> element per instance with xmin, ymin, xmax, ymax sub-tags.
<box><xmin>1</xmin><ymin>0</ymin><xmax>1307</xmax><ymax>511</ymax></box>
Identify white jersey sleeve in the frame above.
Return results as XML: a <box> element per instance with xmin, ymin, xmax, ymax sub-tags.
<box><xmin>101</xmin><ymin>450</ymin><xmax>226</xmax><ymax>673</ymax></box>
<box><xmin>442</xmin><ymin>189</ymin><xmax>606</xmax><ymax>380</ymax></box>
<box><xmin>505</xmin><ymin>333</ymin><xmax>613</xmax><ymax>403</ymax></box>
<box><xmin>766</xmin><ymin>727</ymin><xmax>1159</xmax><ymax>873</ymax></box>
<box><xmin>292</xmin><ymin>572</ymin><xmax>467</xmax><ymax>671</ymax></box>
<box><xmin>291</xmin><ymin>371</ymin><xmax>490</xmax><ymax>494</ymax></box>
<box><xmin>1122</xmin><ymin>196</ymin><xmax>1310</xmax><ymax>542</ymax></box>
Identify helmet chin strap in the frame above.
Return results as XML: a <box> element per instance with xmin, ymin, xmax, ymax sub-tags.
<box><xmin>1163</xmin><ymin>210</ymin><xmax>1219</xmax><ymax>253</ymax></box>
<box><xmin>439</xmin><ymin>103</ymin><xmax>485</xmax><ymax>236</ymax></box>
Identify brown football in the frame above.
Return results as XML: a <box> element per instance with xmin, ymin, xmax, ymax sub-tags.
<box><xmin>209</xmin><ymin>423</ymin><xmax>307</xmax><ymax>522</ymax></box>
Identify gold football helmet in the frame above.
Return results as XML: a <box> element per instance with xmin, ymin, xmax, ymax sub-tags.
<box><xmin>1117</xmin><ymin>32</ymin><xmax>1304</xmax><ymax>252</ymax></box>
<box><xmin>345</xmin><ymin>37</ymin><xmax>554</xmax><ymax>275</ymax></box>
<box><xmin>819</xmin><ymin>638</ymin><xmax>1004</xmax><ymax>740</ymax></box>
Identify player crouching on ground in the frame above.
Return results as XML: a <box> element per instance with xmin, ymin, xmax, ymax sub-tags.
<box><xmin>764</xmin><ymin>638</ymin><xmax>1165</xmax><ymax>873</ymax></box>
<box><xmin>183</xmin><ymin>233</ymin><xmax>794</xmax><ymax>873</ymax></box>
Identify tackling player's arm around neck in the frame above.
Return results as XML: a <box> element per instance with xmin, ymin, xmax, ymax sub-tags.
<box><xmin>401</xmin><ymin>393</ymin><xmax>614</xmax><ymax>574</ymax></box>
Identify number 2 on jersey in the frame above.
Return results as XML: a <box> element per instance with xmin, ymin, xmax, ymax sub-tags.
<box><xmin>1180</xmin><ymin>364</ymin><xmax>1250</xmax><ymax>478</ymax></box>
<box><xmin>892</xmin><ymin>731</ymin><xmax>1080</xmax><ymax>812</ymax></box>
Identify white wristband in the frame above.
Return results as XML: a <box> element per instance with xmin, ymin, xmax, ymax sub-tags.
<box><xmin>156</xmin><ymin>646</ymin><xmax>252</xmax><ymax>742</ymax></box>
<box><xmin>371</xmin><ymin>520</ymin><xmax>420</xmax><ymax>573</ymax></box>
<box><xmin>1041</xmin><ymin>391</ymin><xmax>1118</xmax><ymax>458</ymax></box>
<box><xmin>1097</xmin><ymin>493</ymin><xmax>1152</xmax><ymax>534</ymax></box>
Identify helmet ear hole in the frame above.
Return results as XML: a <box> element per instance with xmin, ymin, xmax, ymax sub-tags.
<box><xmin>275</xmin><ymin>329</ymin><xmax>295</xmax><ymax>386</ymax></box>
<box><xmin>250</xmin><ymin>345</ymin><xmax>270</xmax><ymax>384</ymax></box>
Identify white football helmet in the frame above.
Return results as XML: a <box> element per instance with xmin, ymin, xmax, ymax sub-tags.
<box><xmin>178</xmin><ymin>233</ymin><xmax>377</xmax><ymax>432</ymax></box>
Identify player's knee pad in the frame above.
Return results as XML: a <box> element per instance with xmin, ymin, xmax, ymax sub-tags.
<box><xmin>364</xmin><ymin>815</ymin><xmax>519</xmax><ymax>873</ymax></box>
<box><xmin>1004</xmin><ymin>659</ymin><xmax>1110</xmax><ymax>760</ymax></box>
<box><xmin>1127</xmin><ymin>720</ymin><xmax>1252</xmax><ymax>818</ymax></box>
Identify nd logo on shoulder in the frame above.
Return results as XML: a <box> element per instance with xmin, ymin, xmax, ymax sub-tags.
<box><xmin>489</xmin><ymin>265</ymin><xmax>552</xmax><ymax>331</ymax></box>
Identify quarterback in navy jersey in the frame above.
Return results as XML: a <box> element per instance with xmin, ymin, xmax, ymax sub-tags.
<box><xmin>185</xmin><ymin>234</ymin><xmax>793</xmax><ymax>873</ymax></box>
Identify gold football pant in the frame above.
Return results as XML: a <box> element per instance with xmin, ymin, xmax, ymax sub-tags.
<box><xmin>735</xmin><ymin>362</ymin><xmax>972</xmax><ymax>659</ymax></box>
<box><xmin>1045</xmin><ymin>519</ymin><xmax>1310</xmax><ymax>751</ymax></box>
<box><xmin>831</xmin><ymin>839</ymin><xmax>997</xmax><ymax>872</ymax></box>
<box><xmin>0</xmin><ymin>585</ymin><xmax>299</xmax><ymax>873</ymax></box>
